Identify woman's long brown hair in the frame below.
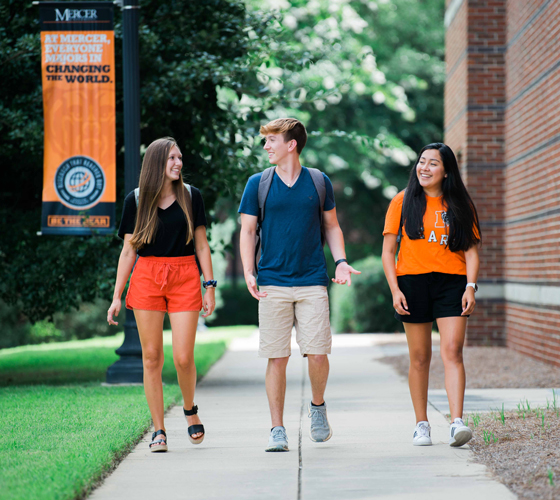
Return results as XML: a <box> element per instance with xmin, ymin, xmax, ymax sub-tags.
<box><xmin>129</xmin><ymin>137</ymin><xmax>194</xmax><ymax>250</ymax></box>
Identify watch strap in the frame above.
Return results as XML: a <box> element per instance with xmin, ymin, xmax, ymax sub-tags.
<box><xmin>466</xmin><ymin>282</ymin><xmax>478</xmax><ymax>292</ymax></box>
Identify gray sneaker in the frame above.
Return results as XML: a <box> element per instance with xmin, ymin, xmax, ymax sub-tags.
<box><xmin>266</xmin><ymin>426</ymin><xmax>289</xmax><ymax>452</ymax></box>
<box><xmin>308</xmin><ymin>401</ymin><xmax>333</xmax><ymax>442</ymax></box>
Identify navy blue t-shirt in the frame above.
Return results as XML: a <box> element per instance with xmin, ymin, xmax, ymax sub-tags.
<box><xmin>238</xmin><ymin>167</ymin><xmax>335</xmax><ymax>287</ymax></box>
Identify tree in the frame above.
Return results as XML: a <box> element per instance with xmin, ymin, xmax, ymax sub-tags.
<box><xmin>0</xmin><ymin>0</ymin><xmax>280</xmax><ymax>321</ymax></box>
<box><xmin>241</xmin><ymin>0</ymin><xmax>445</xmax><ymax>260</ymax></box>
<box><xmin>0</xmin><ymin>0</ymin><xmax>445</xmax><ymax>324</ymax></box>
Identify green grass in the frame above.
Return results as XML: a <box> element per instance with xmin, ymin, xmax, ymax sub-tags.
<box><xmin>0</xmin><ymin>325</ymin><xmax>256</xmax><ymax>500</ymax></box>
<box><xmin>1</xmin><ymin>384</ymin><xmax>182</xmax><ymax>500</ymax></box>
<box><xmin>0</xmin><ymin>325</ymin><xmax>256</xmax><ymax>386</ymax></box>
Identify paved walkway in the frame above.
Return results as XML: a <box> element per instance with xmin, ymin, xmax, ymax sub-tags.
<box><xmin>90</xmin><ymin>334</ymin><xmax>517</xmax><ymax>500</ymax></box>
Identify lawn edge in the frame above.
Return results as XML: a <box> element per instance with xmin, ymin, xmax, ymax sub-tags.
<box><xmin>80</xmin><ymin>343</ymin><xmax>229</xmax><ymax>499</ymax></box>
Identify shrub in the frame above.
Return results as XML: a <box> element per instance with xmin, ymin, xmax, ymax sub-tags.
<box><xmin>330</xmin><ymin>256</ymin><xmax>403</xmax><ymax>333</ymax></box>
<box><xmin>207</xmin><ymin>281</ymin><xmax>258</xmax><ymax>327</ymax></box>
<box><xmin>0</xmin><ymin>299</ymin><xmax>33</xmax><ymax>349</ymax></box>
<box><xmin>53</xmin><ymin>298</ymin><xmax>123</xmax><ymax>340</ymax></box>
<box><xmin>0</xmin><ymin>298</ymin><xmax>123</xmax><ymax>349</ymax></box>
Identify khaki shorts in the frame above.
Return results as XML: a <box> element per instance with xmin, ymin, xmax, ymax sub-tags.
<box><xmin>258</xmin><ymin>285</ymin><xmax>332</xmax><ymax>358</ymax></box>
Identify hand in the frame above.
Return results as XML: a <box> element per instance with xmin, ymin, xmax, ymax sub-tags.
<box><xmin>392</xmin><ymin>289</ymin><xmax>410</xmax><ymax>315</ymax></box>
<box><xmin>201</xmin><ymin>288</ymin><xmax>216</xmax><ymax>318</ymax></box>
<box><xmin>331</xmin><ymin>262</ymin><xmax>361</xmax><ymax>286</ymax></box>
<box><xmin>245</xmin><ymin>272</ymin><xmax>267</xmax><ymax>301</ymax></box>
<box><xmin>462</xmin><ymin>287</ymin><xmax>476</xmax><ymax>315</ymax></box>
<box><xmin>107</xmin><ymin>299</ymin><xmax>121</xmax><ymax>325</ymax></box>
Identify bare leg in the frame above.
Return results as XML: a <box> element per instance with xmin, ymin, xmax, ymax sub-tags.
<box><xmin>307</xmin><ymin>354</ymin><xmax>329</xmax><ymax>405</ymax></box>
<box><xmin>437</xmin><ymin>316</ymin><xmax>468</xmax><ymax>420</ymax></box>
<box><xmin>404</xmin><ymin>322</ymin><xmax>433</xmax><ymax>423</ymax></box>
<box><xmin>169</xmin><ymin>311</ymin><xmax>203</xmax><ymax>438</ymax></box>
<box><xmin>134</xmin><ymin>309</ymin><xmax>166</xmax><ymax>432</ymax></box>
<box><xmin>266</xmin><ymin>357</ymin><xmax>290</xmax><ymax>428</ymax></box>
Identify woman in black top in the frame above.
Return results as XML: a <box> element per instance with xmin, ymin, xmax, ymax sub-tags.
<box><xmin>107</xmin><ymin>137</ymin><xmax>215</xmax><ymax>452</ymax></box>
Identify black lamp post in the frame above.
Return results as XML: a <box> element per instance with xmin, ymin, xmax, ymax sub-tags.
<box><xmin>106</xmin><ymin>0</ymin><xmax>143</xmax><ymax>384</ymax></box>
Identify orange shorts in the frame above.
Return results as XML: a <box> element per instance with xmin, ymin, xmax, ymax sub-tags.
<box><xmin>126</xmin><ymin>255</ymin><xmax>202</xmax><ymax>313</ymax></box>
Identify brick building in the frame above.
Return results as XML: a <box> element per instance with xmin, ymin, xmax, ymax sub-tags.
<box><xmin>444</xmin><ymin>0</ymin><xmax>560</xmax><ymax>365</ymax></box>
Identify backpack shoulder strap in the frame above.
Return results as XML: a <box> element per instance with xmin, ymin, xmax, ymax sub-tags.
<box><xmin>307</xmin><ymin>167</ymin><xmax>326</xmax><ymax>209</ymax></box>
<box><xmin>258</xmin><ymin>167</ymin><xmax>276</xmax><ymax>223</ymax></box>
<box><xmin>397</xmin><ymin>189</ymin><xmax>406</xmax><ymax>243</ymax></box>
<box><xmin>254</xmin><ymin>168</ymin><xmax>275</xmax><ymax>276</ymax></box>
<box><xmin>307</xmin><ymin>167</ymin><xmax>327</xmax><ymax>247</ymax></box>
<box><xmin>183</xmin><ymin>182</ymin><xmax>192</xmax><ymax>197</ymax></box>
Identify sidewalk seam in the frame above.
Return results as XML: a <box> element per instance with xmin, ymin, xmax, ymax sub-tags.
<box><xmin>297</xmin><ymin>359</ymin><xmax>305</xmax><ymax>500</ymax></box>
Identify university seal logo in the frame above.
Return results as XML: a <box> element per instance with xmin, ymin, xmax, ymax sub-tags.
<box><xmin>54</xmin><ymin>156</ymin><xmax>105</xmax><ymax>210</ymax></box>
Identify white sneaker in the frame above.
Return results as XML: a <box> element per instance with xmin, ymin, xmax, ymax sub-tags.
<box><xmin>449</xmin><ymin>418</ymin><xmax>473</xmax><ymax>447</ymax></box>
<box><xmin>413</xmin><ymin>421</ymin><xmax>432</xmax><ymax>446</ymax></box>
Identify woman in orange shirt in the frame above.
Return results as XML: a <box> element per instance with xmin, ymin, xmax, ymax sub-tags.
<box><xmin>382</xmin><ymin>143</ymin><xmax>480</xmax><ymax>448</ymax></box>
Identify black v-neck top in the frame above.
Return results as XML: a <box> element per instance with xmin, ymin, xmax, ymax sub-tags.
<box><xmin>118</xmin><ymin>187</ymin><xmax>207</xmax><ymax>257</ymax></box>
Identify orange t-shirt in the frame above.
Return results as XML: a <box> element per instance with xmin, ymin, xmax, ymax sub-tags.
<box><xmin>383</xmin><ymin>190</ymin><xmax>473</xmax><ymax>276</ymax></box>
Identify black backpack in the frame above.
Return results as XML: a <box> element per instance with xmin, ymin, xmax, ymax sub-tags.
<box><xmin>254</xmin><ymin>166</ymin><xmax>327</xmax><ymax>274</ymax></box>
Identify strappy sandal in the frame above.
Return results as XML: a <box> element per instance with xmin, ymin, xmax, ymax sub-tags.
<box><xmin>184</xmin><ymin>404</ymin><xmax>205</xmax><ymax>445</ymax></box>
<box><xmin>149</xmin><ymin>429</ymin><xmax>168</xmax><ymax>452</ymax></box>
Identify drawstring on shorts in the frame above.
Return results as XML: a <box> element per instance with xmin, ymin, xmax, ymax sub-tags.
<box><xmin>154</xmin><ymin>263</ymin><xmax>178</xmax><ymax>290</ymax></box>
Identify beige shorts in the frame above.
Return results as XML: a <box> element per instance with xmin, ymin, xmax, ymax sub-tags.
<box><xmin>258</xmin><ymin>285</ymin><xmax>332</xmax><ymax>358</ymax></box>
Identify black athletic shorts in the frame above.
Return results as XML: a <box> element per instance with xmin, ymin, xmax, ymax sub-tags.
<box><xmin>394</xmin><ymin>272</ymin><xmax>468</xmax><ymax>323</ymax></box>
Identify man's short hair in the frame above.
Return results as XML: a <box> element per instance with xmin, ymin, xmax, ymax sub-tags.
<box><xmin>260</xmin><ymin>118</ymin><xmax>307</xmax><ymax>154</ymax></box>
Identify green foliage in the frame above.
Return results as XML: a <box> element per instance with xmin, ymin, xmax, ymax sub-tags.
<box><xmin>0</xmin><ymin>0</ymin><xmax>445</xmax><ymax>325</ymax></box>
<box><xmin>206</xmin><ymin>281</ymin><xmax>258</xmax><ymax>326</ymax></box>
<box><xmin>0</xmin><ymin>298</ymin><xmax>122</xmax><ymax>349</ymax></box>
<box><xmin>244</xmin><ymin>0</ymin><xmax>445</xmax><ymax>258</ymax></box>
<box><xmin>330</xmin><ymin>255</ymin><xmax>402</xmax><ymax>333</ymax></box>
<box><xmin>0</xmin><ymin>0</ymin><xmax>280</xmax><ymax>322</ymax></box>
<box><xmin>0</xmin><ymin>299</ymin><xmax>32</xmax><ymax>349</ymax></box>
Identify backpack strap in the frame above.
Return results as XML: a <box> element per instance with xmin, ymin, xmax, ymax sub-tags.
<box><xmin>307</xmin><ymin>167</ymin><xmax>326</xmax><ymax>210</ymax></box>
<box><xmin>255</xmin><ymin>167</ymin><xmax>276</xmax><ymax>275</ymax></box>
<box><xmin>257</xmin><ymin>167</ymin><xmax>276</xmax><ymax>224</ymax></box>
<box><xmin>396</xmin><ymin>188</ymin><xmax>406</xmax><ymax>244</ymax></box>
<box><xmin>307</xmin><ymin>167</ymin><xmax>327</xmax><ymax>247</ymax></box>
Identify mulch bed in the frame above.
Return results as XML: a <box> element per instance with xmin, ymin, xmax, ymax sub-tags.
<box><xmin>379</xmin><ymin>345</ymin><xmax>560</xmax><ymax>499</ymax></box>
<box><xmin>468</xmin><ymin>407</ymin><xmax>560</xmax><ymax>500</ymax></box>
<box><xmin>381</xmin><ymin>345</ymin><xmax>560</xmax><ymax>389</ymax></box>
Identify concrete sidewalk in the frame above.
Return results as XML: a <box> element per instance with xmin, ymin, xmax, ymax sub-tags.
<box><xmin>90</xmin><ymin>334</ymin><xmax>515</xmax><ymax>500</ymax></box>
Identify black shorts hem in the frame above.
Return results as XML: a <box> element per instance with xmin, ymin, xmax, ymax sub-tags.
<box><xmin>394</xmin><ymin>312</ymin><xmax>470</xmax><ymax>323</ymax></box>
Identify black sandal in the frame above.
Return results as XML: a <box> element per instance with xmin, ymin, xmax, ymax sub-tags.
<box><xmin>184</xmin><ymin>405</ymin><xmax>205</xmax><ymax>444</ymax></box>
<box><xmin>149</xmin><ymin>429</ymin><xmax>168</xmax><ymax>452</ymax></box>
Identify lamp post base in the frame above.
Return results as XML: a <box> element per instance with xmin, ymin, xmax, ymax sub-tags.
<box><xmin>106</xmin><ymin>356</ymin><xmax>143</xmax><ymax>384</ymax></box>
<box><xmin>106</xmin><ymin>307</ymin><xmax>143</xmax><ymax>384</ymax></box>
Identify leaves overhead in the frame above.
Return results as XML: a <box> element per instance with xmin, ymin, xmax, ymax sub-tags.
<box><xmin>0</xmin><ymin>0</ymin><xmax>444</xmax><ymax>322</ymax></box>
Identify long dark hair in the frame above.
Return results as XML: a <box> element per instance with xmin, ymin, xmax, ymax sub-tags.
<box><xmin>402</xmin><ymin>142</ymin><xmax>480</xmax><ymax>252</ymax></box>
<box><xmin>130</xmin><ymin>137</ymin><xmax>194</xmax><ymax>250</ymax></box>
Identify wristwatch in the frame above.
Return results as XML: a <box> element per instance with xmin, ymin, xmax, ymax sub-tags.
<box><xmin>466</xmin><ymin>282</ymin><xmax>478</xmax><ymax>293</ymax></box>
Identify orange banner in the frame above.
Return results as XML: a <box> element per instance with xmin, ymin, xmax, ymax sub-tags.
<box><xmin>40</xmin><ymin>2</ymin><xmax>115</xmax><ymax>234</ymax></box>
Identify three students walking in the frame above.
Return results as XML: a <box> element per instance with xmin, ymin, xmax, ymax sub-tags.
<box><xmin>108</xmin><ymin>123</ymin><xmax>480</xmax><ymax>452</ymax></box>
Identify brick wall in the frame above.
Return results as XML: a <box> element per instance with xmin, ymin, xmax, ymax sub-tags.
<box><xmin>445</xmin><ymin>0</ymin><xmax>508</xmax><ymax>346</ymax></box>
<box><xmin>445</xmin><ymin>0</ymin><xmax>560</xmax><ymax>363</ymax></box>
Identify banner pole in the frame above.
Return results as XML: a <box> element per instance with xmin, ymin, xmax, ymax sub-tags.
<box><xmin>106</xmin><ymin>0</ymin><xmax>143</xmax><ymax>384</ymax></box>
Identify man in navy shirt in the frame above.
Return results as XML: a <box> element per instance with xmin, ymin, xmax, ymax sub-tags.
<box><xmin>239</xmin><ymin>118</ymin><xmax>360</xmax><ymax>452</ymax></box>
